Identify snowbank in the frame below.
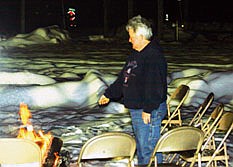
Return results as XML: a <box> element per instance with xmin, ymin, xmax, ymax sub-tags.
<box><xmin>168</xmin><ymin>68</ymin><xmax>233</xmax><ymax>110</ymax></box>
<box><xmin>0</xmin><ymin>69</ymin><xmax>232</xmax><ymax>112</ymax></box>
<box><xmin>0</xmin><ymin>71</ymin><xmax>56</xmax><ymax>85</ymax></box>
<box><xmin>0</xmin><ymin>25</ymin><xmax>70</xmax><ymax>48</ymax></box>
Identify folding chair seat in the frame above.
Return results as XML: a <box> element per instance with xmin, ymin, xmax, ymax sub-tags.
<box><xmin>161</xmin><ymin>85</ymin><xmax>190</xmax><ymax>133</ymax></box>
<box><xmin>179</xmin><ymin>112</ymin><xmax>233</xmax><ymax>167</ymax></box>
<box><xmin>147</xmin><ymin>126</ymin><xmax>204</xmax><ymax>167</ymax></box>
<box><xmin>0</xmin><ymin>138</ymin><xmax>42</xmax><ymax>167</ymax></box>
<box><xmin>188</xmin><ymin>92</ymin><xmax>214</xmax><ymax>127</ymax></box>
<box><xmin>77</xmin><ymin>132</ymin><xmax>136</xmax><ymax>167</ymax></box>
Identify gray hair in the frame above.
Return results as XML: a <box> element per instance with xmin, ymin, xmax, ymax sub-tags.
<box><xmin>126</xmin><ymin>15</ymin><xmax>153</xmax><ymax>40</ymax></box>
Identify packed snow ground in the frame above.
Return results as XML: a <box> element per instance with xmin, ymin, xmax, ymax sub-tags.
<box><xmin>0</xmin><ymin>26</ymin><xmax>232</xmax><ymax>166</ymax></box>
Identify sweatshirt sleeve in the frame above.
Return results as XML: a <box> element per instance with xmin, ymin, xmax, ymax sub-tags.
<box><xmin>143</xmin><ymin>52</ymin><xmax>167</xmax><ymax>113</ymax></box>
<box><xmin>104</xmin><ymin>68</ymin><xmax>124</xmax><ymax>101</ymax></box>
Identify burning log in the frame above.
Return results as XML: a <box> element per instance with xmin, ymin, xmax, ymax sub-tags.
<box><xmin>44</xmin><ymin>137</ymin><xmax>63</xmax><ymax>167</ymax></box>
<box><xmin>16</xmin><ymin>103</ymin><xmax>69</xmax><ymax>167</ymax></box>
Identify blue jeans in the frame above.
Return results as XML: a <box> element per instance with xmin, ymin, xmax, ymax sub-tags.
<box><xmin>129</xmin><ymin>101</ymin><xmax>167</xmax><ymax>165</ymax></box>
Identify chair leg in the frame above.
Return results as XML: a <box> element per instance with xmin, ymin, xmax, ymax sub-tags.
<box><xmin>214</xmin><ymin>161</ymin><xmax>217</xmax><ymax>167</ymax></box>
<box><xmin>175</xmin><ymin>156</ymin><xmax>185</xmax><ymax>166</ymax></box>
<box><xmin>167</xmin><ymin>104</ymin><xmax>171</xmax><ymax>127</ymax></box>
<box><xmin>181</xmin><ymin>161</ymin><xmax>187</xmax><ymax>167</ymax></box>
<box><xmin>178</xmin><ymin>109</ymin><xmax>182</xmax><ymax>126</ymax></box>
<box><xmin>190</xmin><ymin>154</ymin><xmax>198</xmax><ymax>167</ymax></box>
<box><xmin>168</xmin><ymin>153</ymin><xmax>178</xmax><ymax>163</ymax></box>
<box><xmin>198</xmin><ymin>153</ymin><xmax>201</xmax><ymax>167</ymax></box>
<box><xmin>224</xmin><ymin>143</ymin><xmax>229</xmax><ymax>167</ymax></box>
<box><xmin>164</xmin><ymin>154</ymin><xmax>170</xmax><ymax>162</ymax></box>
<box><xmin>164</xmin><ymin>153</ymin><xmax>174</xmax><ymax>163</ymax></box>
<box><xmin>206</xmin><ymin>125</ymin><xmax>232</xmax><ymax>167</ymax></box>
<box><xmin>154</xmin><ymin>157</ymin><xmax>157</xmax><ymax>167</ymax></box>
<box><xmin>147</xmin><ymin>156</ymin><xmax>155</xmax><ymax>167</ymax></box>
<box><xmin>77</xmin><ymin>162</ymin><xmax>82</xmax><ymax>167</ymax></box>
<box><xmin>128</xmin><ymin>161</ymin><xmax>132</xmax><ymax>167</ymax></box>
<box><xmin>175</xmin><ymin>158</ymin><xmax>181</xmax><ymax>166</ymax></box>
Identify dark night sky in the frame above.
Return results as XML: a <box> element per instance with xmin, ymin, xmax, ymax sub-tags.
<box><xmin>0</xmin><ymin>0</ymin><xmax>233</xmax><ymax>34</ymax></box>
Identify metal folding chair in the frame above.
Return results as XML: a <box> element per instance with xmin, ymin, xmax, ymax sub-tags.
<box><xmin>179</xmin><ymin>112</ymin><xmax>233</xmax><ymax>167</ymax></box>
<box><xmin>147</xmin><ymin>126</ymin><xmax>204</xmax><ymax>167</ymax></box>
<box><xmin>77</xmin><ymin>132</ymin><xmax>136</xmax><ymax>167</ymax></box>
<box><xmin>0</xmin><ymin>138</ymin><xmax>42</xmax><ymax>167</ymax></box>
<box><xmin>188</xmin><ymin>92</ymin><xmax>214</xmax><ymax>127</ymax></box>
<box><xmin>161</xmin><ymin>85</ymin><xmax>190</xmax><ymax>133</ymax></box>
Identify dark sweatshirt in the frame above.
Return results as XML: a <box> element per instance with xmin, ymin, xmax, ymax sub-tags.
<box><xmin>104</xmin><ymin>39</ymin><xmax>167</xmax><ymax>113</ymax></box>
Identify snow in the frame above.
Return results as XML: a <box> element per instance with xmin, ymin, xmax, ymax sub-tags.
<box><xmin>0</xmin><ymin>71</ymin><xmax>56</xmax><ymax>85</ymax></box>
<box><xmin>169</xmin><ymin>70</ymin><xmax>233</xmax><ymax>109</ymax></box>
<box><xmin>0</xmin><ymin>25</ymin><xmax>70</xmax><ymax>48</ymax></box>
<box><xmin>0</xmin><ymin>26</ymin><xmax>232</xmax><ymax>166</ymax></box>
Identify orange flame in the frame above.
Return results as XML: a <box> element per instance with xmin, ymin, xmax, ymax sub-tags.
<box><xmin>17</xmin><ymin>103</ymin><xmax>53</xmax><ymax>164</ymax></box>
<box><xmin>53</xmin><ymin>152</ymin><xmax>60</xmax><ymax>167</ymax></box>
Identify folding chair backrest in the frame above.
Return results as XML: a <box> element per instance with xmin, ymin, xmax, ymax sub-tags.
<box><xmin>161</xmin><ymin>85</ymin><xmax>190</xmax><ymax>133</ymax></box>
<box><xmin>156</xmin><ymin>126</ymin><xmax>204</xmax><ymax>152</ymax></box>
<box><xmin>0</xmin><ymin>138</ymin><xmax>42</xmax><ymax>167</ymax></box>
<box><xmin>168</xmin><ymin>85</ymin><xmax>190</xmax><ymax>105</ymax></box>
<box><xmin>217</xmin><ymin>112</ymin><xmax>233</xmax><ymax>131</ymax></box>
<box><xmin>77</xmin><ymin>132</ymin><xmax>136</xmax><ymax>167</ymax></box>
<box><xmin>189</xmin><ymin>92</ymin><xmax>214</xmax><ymax>126</ymax></box>
<box><xmin>201</xmin><ymin>111</ymin><xmax>231</xmax><ymax>150</ymax></box>
<box><xmin>202</xmin><ymin>103</ymin><xmax>224</xmax><ymax>137</ymax></box>
<box><xmin>148</xmin><ymin>126</ymin><xmax>204</xmax><ymax>167</ymax></box>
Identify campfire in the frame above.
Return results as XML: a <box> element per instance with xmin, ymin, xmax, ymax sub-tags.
<box><xmin>17</xmin><ymin>103</ymin><xmax>64</xmax><ymax>167</ymax></box>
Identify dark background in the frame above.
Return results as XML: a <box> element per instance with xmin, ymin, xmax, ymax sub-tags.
<box><xmin>0</xmin><ymin>0</ymin><xmax>233</xmax><ymax>35</ymax></box>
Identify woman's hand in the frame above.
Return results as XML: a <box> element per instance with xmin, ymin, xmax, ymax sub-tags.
<box><xmin>98</xmin><ymin>95</ymin><xmax>110</xmax><ymax>105</ymax></box>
